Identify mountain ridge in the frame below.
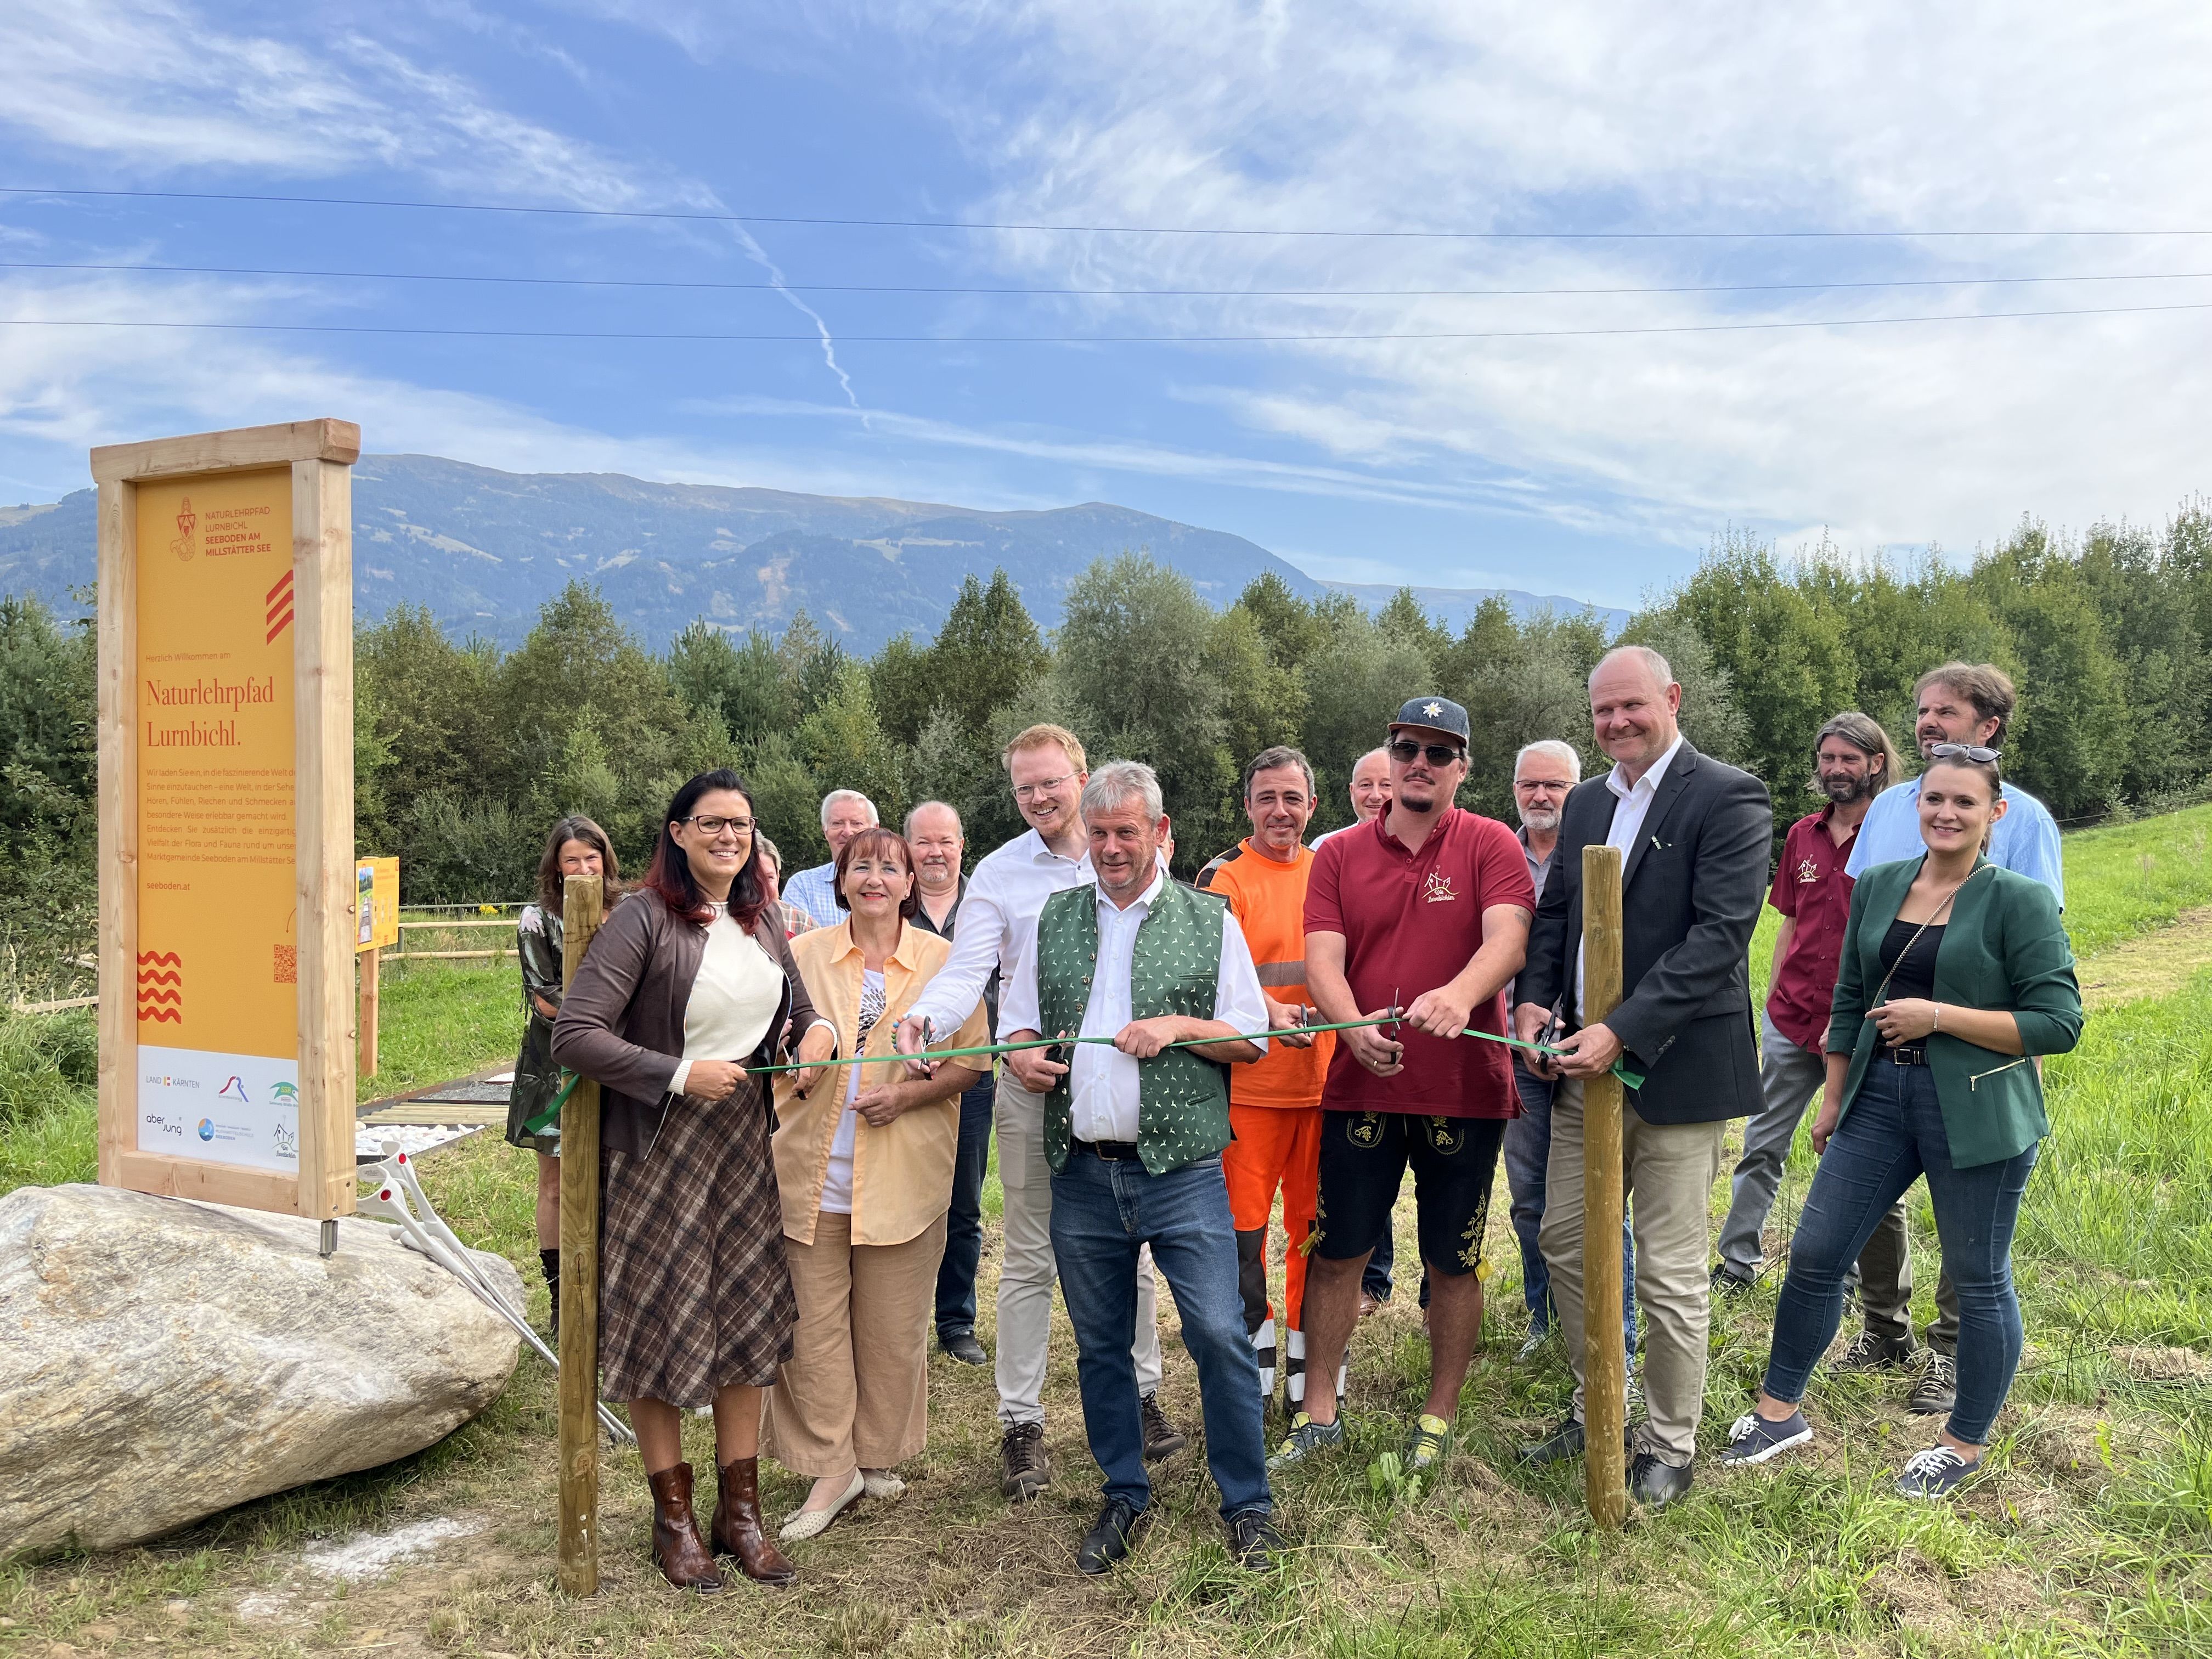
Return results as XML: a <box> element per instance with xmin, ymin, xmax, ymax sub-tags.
<box><xmin>0</xmin><ymin>454</ymin><xmax>1628</xmax><ymax>647</ymax></box>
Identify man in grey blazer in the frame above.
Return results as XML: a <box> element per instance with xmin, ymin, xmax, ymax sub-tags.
<box><xmin>1511</xmin><ymin>645</ymin><xmax>1772</xmax><ymax>1508</ymax></box>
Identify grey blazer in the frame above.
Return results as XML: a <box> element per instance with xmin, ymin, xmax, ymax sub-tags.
<box><xmin>551</xmin><ymin>891</ymin><xmax>823</xmax><ymax>1159</ymax></box>
<box><xmin>1517</xmin><ymin>740</ymin><xmax>1773</xmax><ymax>1126</ymax></box>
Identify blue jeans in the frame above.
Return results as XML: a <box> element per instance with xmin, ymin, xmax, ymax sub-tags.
<box><xmin>1763</xmin><ymin>1056</ymin><xmax>2037</xmax><ymax>1447</ymax></box>
<box><xmin>1049</xmin><ymin>1149</ymin><xmax>1271</xmax><ymax>1521</ymax></box>
<box><xmin>934</xmin><ymin>1075</ymin><xmax>997</xmax><ymax>1337</ymax></box>
<box><xmin>1503</xmin><ymin>1061</ymin><xmax>1637</xmax><ymax>1357</ymax></box>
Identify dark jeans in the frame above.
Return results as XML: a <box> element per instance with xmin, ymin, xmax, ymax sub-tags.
<box><xmin>1763</xmin><ymin>1056</ymin><xmax>2037</xmax><ymax>1447</ymax></box>
<box><xmin>934</xmin><ymin>1075</ymin><xmax>997</xmax><ymax>1337</ymax></box>
<box><xmin>1503</xmin><ymin>1061</ymin><xmax>1637</xmax><ymax>1357</ymax></box>
<box><xmin>1049</xmin><ymin>1149</ymin><xmax>1271</xmax><ymax>1521</ymax></box>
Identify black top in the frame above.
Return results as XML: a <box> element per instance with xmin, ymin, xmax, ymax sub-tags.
<box><xmin>1878</xmin><ymin>919</ymin><xmax>1944</xmax><ymax>1006</ymax></box>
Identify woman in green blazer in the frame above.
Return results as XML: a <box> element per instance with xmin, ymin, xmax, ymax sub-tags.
<box><xmin>1722</xmin><ymin>748</ymin><xmax>2081</xmax><ymax>1498</ymax></box>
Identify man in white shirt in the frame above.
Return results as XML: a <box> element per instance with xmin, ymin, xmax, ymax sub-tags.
<box><xmin>783</xmin><ymin>791</ymin><xmax>878</xmax><ymax>928</ymax></box>
<box><xmin>895</xmin><ymin>726</ymin><xmax>1182</xmax><ymax>1500</ymax></box>
<box><xmin>1310</xmin><ymin>746</ymin><xmax>1392</xmax><ymax>848</ymax></box>
<box><xmin>1000</xmin><ymin>760</ymin><xmax>1281</xmax><ymax>1573</ymax></box>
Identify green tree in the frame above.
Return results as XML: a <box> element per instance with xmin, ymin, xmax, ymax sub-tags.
<box><xmin>668</xmin><ymin>621</ymin><xmax>790</xmax><ymax>744</ymax></box>
<box><xmin>1297</xmin><ymin>615</ymin><xmax>1435</xmax><ymax>833</ymax></box>
<box><xmin>921</xmin><ymin>571</ymin><xmax>1049</xmax><ymax>736</ymax></box>
<box><xmin>1231</xmin><ymin>572</ymin><xmax>1328</xmax><ymax>671</ymax></box>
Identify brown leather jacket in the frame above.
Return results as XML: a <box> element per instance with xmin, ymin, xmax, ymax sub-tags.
<box><xmin>551</xmin><ymin>890</ymin><xmax>827</xmax><ymax>1159</ymax></box>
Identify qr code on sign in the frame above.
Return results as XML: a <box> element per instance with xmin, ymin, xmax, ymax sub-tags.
<box><xmin>273</xmin><ymin>945</ymin><xmax>297</xmax><ymax>984</ymax></box>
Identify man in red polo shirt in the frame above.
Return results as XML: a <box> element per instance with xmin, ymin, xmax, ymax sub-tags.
<box><xmin>1711</xmin><ymin>712</ymin><xmax>1898</xmax><ymax>1295</ymax></box>
<box><xmin>1271</xmin><ymin>696</ymin><xmax>1536</xmax><ymax>1476</ymax></box>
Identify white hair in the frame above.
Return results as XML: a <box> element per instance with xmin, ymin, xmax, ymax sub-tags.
<box><xmin>1513</xmin><ymin>740</ymin><xmax>1583</xmax><ymax>782</ymax></box>
<box><xmin>904</xmin><ymin>799</ymin><xmax>962</xmax><ymax>837</ymax></box>
<box><xmin>819</xmin><ymin>789</ymin><xmax>879</xmax><ymax>831</ymax></box>
<box><xmin>1591</xmin><ymin>644</ymin><xmax>1674</xmax><ymax>690</ymax></box>
<box><xmin>1080</xmin><ymin>760</ymin><xmax>1164</xmax><ymax>823</ymax></box>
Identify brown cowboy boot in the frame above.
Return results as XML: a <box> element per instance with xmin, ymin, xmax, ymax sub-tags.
<box><xmin>647</xmin><ymin>1462</ymin><xmax>725</xmax><ymax>1593</ymax></box>
<box><xmin>713</xmin><ymin>1456</ymin><xmax>798</xmax><ymax>1584</ymax></box>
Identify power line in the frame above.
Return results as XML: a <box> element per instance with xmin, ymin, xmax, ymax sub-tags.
<box><xmin>7</xmin><ymin>298</ymin><xmax>2212</xmax><ymax>343</ymax></box>
<box><xmin>13</xmin><ymin>258</ymin><xmax>2212</xmax><ymax>300</ymax></box>
<box><xmin>6</xmin><ymin>184</ymin><xmax>2210</xmax><ymax>241</ymax></box>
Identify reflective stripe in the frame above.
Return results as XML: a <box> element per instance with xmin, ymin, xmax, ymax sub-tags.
<box><xmin>1254</xmin><ymin>961</ymin><xmax>1308</xmax><ymax>988</ymax></box>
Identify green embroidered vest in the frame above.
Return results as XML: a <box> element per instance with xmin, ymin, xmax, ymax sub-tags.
<box><xmin>1034</xmin><ymin>877</ymin><xmax>1233</xmax><ymax>1175</ymax></box>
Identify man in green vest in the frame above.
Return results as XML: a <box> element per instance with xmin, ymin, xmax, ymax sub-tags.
<box><xmin>1000</xmin><ymin>760</ymin><xmax>1283</xmax><ymax>1573</ymax></box>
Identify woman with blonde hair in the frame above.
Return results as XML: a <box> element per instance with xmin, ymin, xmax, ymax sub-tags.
<box><xmin>554</xmin><ymin>769</ymin><xmax>836</xmax><ymax>1591</ymax></box>
<box><xmin>768</xmin><ymin>825</ymin><xmax>989</xmax><ymax>1539</ymax></box>
<box><xmin>503</xmin><ymin>814</ymin><xmax>620</xmax><ymax>1332</ymax></box>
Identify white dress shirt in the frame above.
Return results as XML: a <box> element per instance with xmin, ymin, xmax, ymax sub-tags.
<box><xmin>999</xmin><ymin>866</ymin><xmax>1271</xmax><ymax>1144</ymax></box>
<box><xmin>903</xmin><ymin>827</ymin><xmax>1093</xmax><ymax>1037</ymax></box>
<box><xmin>1575</xmin><ymin>732</ymin><xmax>1685</xmax><ymax>1019</ymax></box>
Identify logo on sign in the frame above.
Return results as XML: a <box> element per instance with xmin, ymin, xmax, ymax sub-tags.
<box><xmin>170</xmin><ymin>497</ymin><xmax>198</xmax><ymax>562</ymax></box>
<box><xmin>271</xmin><ymin>1081</ymin><xmax>298</xmax><ymax>1104</ymax></box>
<box><xmin>218</xmin><ymin>1075</ymin><xmax>249</xmax><ymax>1103</ymax></box>
<box><xmin>198</xmin><ymin>1119</ymin><xmax>215</xmax><ymax>1141</ymax></box>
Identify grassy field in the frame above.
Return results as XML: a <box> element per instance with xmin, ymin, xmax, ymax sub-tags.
<box><xmin>2</xmin><ymin>806</ymin><xmax>2210</xmax><ymax>1656</ymax></box>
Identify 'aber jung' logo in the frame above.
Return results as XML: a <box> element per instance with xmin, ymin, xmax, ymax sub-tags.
<box><xmin>170</xmin><ymin>496</ymin><xmax>197</xmax><ymax>562</ymax></box>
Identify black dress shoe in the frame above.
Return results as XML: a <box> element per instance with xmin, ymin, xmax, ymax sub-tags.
<box><xmin>1629</xmin><ymin>1452</ymin><xmax>1694</xmax><ymax>1509</ymax></box>
<box><xmin>939</xmin><ymin>1329</ymin><xmax>989</xmax><ymax>1367</ymax></box>
<box><xmin>1140</xmin><ymin>1393</ymin><xmax>1189</xmax><ymax>1462</ymax></box>
<box><xmin>1517</xmin><ymin>1417</ymin><xmax>1586</xmax><ymax>1465</ymax></box>
<box><xmin>1225</xmin><ymin>1508</ymin><xmax>1284</xmax><ymax>1570</ymax></box>
<box><xmin>1076</xmin><ymin>1498</ymin><xmax>1151</xmax><ymax>1574</ymax></box>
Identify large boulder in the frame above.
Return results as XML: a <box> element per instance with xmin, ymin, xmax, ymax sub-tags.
<box><xmin>0</xmin><ymin>1183</ymin><xmax>523</xmax><ymax>1557</ymax></box>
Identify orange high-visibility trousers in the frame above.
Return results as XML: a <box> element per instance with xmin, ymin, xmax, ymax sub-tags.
<box><xmin>1224</xmin><ymin>1102</ymin><xmax>1322</xmax><ymax>1337</ymax></box>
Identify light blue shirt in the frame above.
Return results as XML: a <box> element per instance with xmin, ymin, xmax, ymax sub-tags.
<box><xmin>1843</xmin><ymin>778</ymin><xmax>2065</xmax><ymax>907</ymax></box>
<box><xmin>782</xmin><ymin>860</ymin><xmax>845</xmax><ymax>929</ymax></box>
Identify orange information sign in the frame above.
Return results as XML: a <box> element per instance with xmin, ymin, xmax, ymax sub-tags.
<box><xmin>133</xmin><ymin>468</ymin><xmax>303</xmax><ymax>1171</ymax></box>
<box><xmin>357</xmin><ymin>856</ymin><xmax>399</xmax><ymax>952</ymax></box>
<box><xmin>94</xmin><ymin>420</ymin><xmax>361</xmax><ymax>1220</ymax></box>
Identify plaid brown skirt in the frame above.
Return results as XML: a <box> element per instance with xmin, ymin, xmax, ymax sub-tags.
<box><xmin>598</xmin><ymin>1077</ymin><xmax>797</xmax><ymax>1406</ymax></box>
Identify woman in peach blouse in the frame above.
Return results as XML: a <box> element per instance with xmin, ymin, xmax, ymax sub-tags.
<box><xmin>768</xmin><ymin>826</ymin><xmax>989</xmax><ymax>1540</ymax></box>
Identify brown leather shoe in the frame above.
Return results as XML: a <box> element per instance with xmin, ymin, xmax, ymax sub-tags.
<box><xmin>713</xmin><ymin>1456</ymin><xmax>797</xmax><ymax>1584</ymax></box>
<box><xmin>647</xmin><ymin>1462</ymin><xmax>725</xmax><ymax>1593</ymax></box>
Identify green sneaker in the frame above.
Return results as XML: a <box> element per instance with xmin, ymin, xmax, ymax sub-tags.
<box><xmin>1405</xmin><ymin>1413</ymin><xmax>1453</xmax><ymax>1473</ymax></box>
<box><xmin>1267</xmin><ymin>1412</ymin><xmax>1346</xmax><ymax>1470</ymax></box>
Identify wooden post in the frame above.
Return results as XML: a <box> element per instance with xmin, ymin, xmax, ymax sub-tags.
<box><xmin>1581</xmin><ymin>843</ymin><xmax>1628</xmax><ymax>1530</ymax></box>
<box><xmin>556</xmin><ymin>873</ymin><xmax>606</xmax><ymax>1599</ymax></box>
<box><xmin>357</xmin><ymin>947</ymin><xmax>380</xmax><ymax>1080</ymax></box>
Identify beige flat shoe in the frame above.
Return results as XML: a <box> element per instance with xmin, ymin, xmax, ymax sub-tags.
<box><xmin>778</xmin><ymin>1470</ymin><xmax>864</xmax><ymax>1542</ymax></box>
<box><xmin>860</xmin><ymin>1469</ymin><xmax>905</xmax><ymax>1500</ymax></box>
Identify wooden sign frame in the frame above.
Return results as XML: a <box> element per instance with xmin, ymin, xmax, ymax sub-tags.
<box><xmin>92</xmin><ymin>420</ymin><xmax>360</xmax><ymax>1220</ymax></box>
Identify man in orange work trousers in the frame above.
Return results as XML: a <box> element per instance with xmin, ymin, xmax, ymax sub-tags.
<box><xmin>1198</xmin><ymin>746</ymin><xmax>1336</xmax><ymax>1413</ymax></box>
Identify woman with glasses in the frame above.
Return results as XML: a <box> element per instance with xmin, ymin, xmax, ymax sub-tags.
<box><xmin>765</xmin><ymin>826</ymin><xmax>989</xmax><ymax>1540</ymax></box>
<box><xmin>503</xmin><ymin>814</ymin><xmax>621</xmax><ymax>1335</ymax></box>
<box><xmin>1722</xmin><ymin>746</ymin><xmax>2081</xmax><ymax>1498</ymax></box>
<box><xmin>553</xmin><ymin>769</ymin><xmax>837</xmax><ymax>1591</ymax></box>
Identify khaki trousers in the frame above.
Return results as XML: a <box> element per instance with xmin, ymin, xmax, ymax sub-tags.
<box><xmin>1538</xmin><ymin>1077</ymin><xmax>1727</xmax><ymax>1466</ymax></box>
<box><xmin>768</xmin><ymin>1210</ymin><xmax>948</xmax><ymax>1476</ymax></box>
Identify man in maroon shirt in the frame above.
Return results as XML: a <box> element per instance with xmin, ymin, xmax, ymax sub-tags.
<box><xmin>1271</xmin><ymin>696</ymin><xmax>1536</xmax><ymax>1476</ymax></box>
<box><xmin>1711</xmin><ymin>712</ymin><xmax>1898</xmax><ymax>1294</ymax></box>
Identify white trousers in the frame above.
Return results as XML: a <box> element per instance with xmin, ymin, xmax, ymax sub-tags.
<box><xmin>994</xmin><ymin>1074</ymin><xmax>1163</xmax><ymax>1425</ymax></box>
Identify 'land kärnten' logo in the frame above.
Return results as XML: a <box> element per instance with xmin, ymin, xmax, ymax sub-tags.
<box><xmin>170</xmin><ymin>496</ymin><xmax>197</xmax><ymax>562</ymax></box>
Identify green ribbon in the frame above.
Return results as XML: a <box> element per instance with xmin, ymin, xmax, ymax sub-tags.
<box><xmin>520</xmin><ymin>1013</ymin><xmax>1644</xmax><ymax>1119</ymax></box>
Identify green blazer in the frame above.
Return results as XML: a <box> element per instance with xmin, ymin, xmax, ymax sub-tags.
<box><xmin>1826</xmin><ymin>855</ymin><xmax>2083</xmax><ymax>1169</ymax></box>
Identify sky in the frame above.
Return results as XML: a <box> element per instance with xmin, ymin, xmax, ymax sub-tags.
<box><xmin>3</xmin><ymin>1</ymin><xmax>2211</xmax><ymax>608</ymax></box>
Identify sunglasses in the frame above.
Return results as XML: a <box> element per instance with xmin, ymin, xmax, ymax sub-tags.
<box><xmin>1389</xmin><ymin>739</ymin><xmax>1465</xmax><ymax>766</ymax></box>
<box><xmin>1927</xmin><ymin>743</ymin><xmax>2001</xmax><ymax>764</ymax></box>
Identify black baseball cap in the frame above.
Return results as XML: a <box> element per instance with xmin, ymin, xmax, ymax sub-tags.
<box><xmin>1388</xmin><ymin>696</ymin><xmax>1471</xmax><ymax>744</ymax></box>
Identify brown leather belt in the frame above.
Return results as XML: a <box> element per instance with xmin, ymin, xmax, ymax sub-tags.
<box><xmin>1072</xmin><ymin>1137</ymin><xmax>1143</xmax><ymax>1161</ymax></box>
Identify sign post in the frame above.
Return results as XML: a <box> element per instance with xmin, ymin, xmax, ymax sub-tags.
<box><xmin>556</xmin><ymin>872</ymin><xmax>606</xmax><ymax>1599</ymax></box>
<box><xmin>356</xmin><ymin>857</ymin><xmax>399</xmax><ymax>1079</ymax></box>
<box><xmin>93</xmin><ymin>420</ymin><xmax>360</xmax><ymax>1223</ymax></box>
<box><xmin>1580</xmin><ymin>843</ymin><xmax>1629</xmax><ymax>1528</ymax></box>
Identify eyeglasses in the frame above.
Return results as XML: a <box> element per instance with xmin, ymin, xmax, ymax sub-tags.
<box><xmin>1927</xmin><ymin>743</ymin><xmax>2001</xmax><ymax>764</ymax></box>
<box><xmin>1012</xmin><ymin>774</ymin><xmax>1076</xmax><ymax>802</ymax></box>
<box><xmin>1389</xmin><ymin>740</ymin><xmax>1465</xmax><ymax>766</ymax></box>
<box><xmin>679</xmin><ymin>815</ymin><xmax>754</xmax><ymax>836</ymax></box>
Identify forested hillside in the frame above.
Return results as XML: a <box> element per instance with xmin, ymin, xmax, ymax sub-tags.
<box><xmin>4</xmin><ymin>506</ymin><xmax>2208</xmax><ymax>1000</ymax></box>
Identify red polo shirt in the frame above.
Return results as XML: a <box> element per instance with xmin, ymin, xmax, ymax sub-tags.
<box><xmin>1304</xmin><ymin>808</ymin><xmax>1536</xmax><ymax>1118</ymax></box>
<box><xmin>1765</xmin><ymin>805</ymin><xmax>1859</xmax><ymax>1053</ymax></box>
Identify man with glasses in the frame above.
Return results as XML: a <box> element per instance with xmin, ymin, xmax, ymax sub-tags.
<box><xmin>784</xmin><ymin>790</ymin><xmax>880</xmax><ymax>928</ymax></box>
<box><xmin>1500</xmin><ymin>740</ymin><xmax>1639</xmax><ymax>1368</ymax></box>
<box><xmin>894</xmin><ymin>726</ymin><xmax>1185</xmax><ymax>1502</ymax></box>
<box><xmin>1272</xmin><ymin>697</ymin><xmax>1536</xmax><ymax>1477</ymax></box>
<box><xmin>1835</xmin><ymin>664</ymin><xmax>2062</xmax><ymax>1417</ymax></box>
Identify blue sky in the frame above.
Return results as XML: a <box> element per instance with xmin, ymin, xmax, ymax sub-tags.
<box><xmin>3</xmin><ymin>2</ymin><xmax>2211</xmax><ymax>609</ymax></box>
